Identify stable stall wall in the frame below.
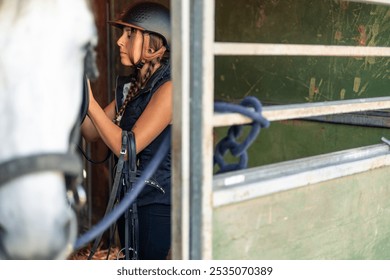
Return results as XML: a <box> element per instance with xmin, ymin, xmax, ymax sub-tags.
<box><xmin>213</xmin><ymin>165</ymin><xmax>390</xmax><ymax>259</ymax></box>
<box><xmin>212</xmin><ymin>0</ymin><xmax>390</xmax><ymax>259</ymax></box>
<box><xmin>214</xmin><ymin>0</ymin><xmax>390</xmax><ymax>167</ymax></box>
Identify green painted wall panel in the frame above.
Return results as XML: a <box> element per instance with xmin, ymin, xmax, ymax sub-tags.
<box><xmin>215</xmin><ymin>120</ymin><xmax>390</xmax><ymax>170</ymax></box>
<box><xmin>213</xmin><ymin>0</ymin><xmax>390</xmax><ymax>170</ymax></box>
<box><xmin>213</xmin><ymin>166</ymin><xmax>390</xmax><ymax>259</ymax></box>
<box><xmin>215</xmin><ymin>0</ymin><xmax>390</xmax><ymax>104</ymax></box>
<box><xmin>212</xmin><ymin>0</ymin><xmax>390</xmax><ymax>260</ymax></box>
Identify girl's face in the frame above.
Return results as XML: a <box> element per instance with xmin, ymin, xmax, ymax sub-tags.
<box><xmin>117</xmin><ymin>27</ymin><xmax>143</xmax><ymax>66</ymax></box>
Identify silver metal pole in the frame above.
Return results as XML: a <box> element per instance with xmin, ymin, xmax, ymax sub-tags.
<box><xmin>189</xmin><ymin>0</ymin><xmax>215</xmax><ymax>259</ymax></box>
<box><xmin>171</xmin><ymin>0</ymin><xmax>191</xmax><ymax>260</ymax></box>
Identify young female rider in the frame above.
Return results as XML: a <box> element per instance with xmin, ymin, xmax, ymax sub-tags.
<box><xmin>81</xmin><ymin>2</ymin><xmax>172</xmax><ymax>260</ymax></box>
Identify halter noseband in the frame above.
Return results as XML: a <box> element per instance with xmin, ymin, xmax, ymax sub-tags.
<box><xmin>0</xmin><ymin>153</ymin><xmax>85</xmax><ymax>209</ymax></box>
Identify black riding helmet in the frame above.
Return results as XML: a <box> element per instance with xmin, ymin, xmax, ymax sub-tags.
<box><xmin>108</xmin><ymin>2</ymin><xmax>170</xmax><ymax>50</ymax></box>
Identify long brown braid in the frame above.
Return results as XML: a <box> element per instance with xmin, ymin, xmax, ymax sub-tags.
<box><xmin>113</xmin><ymin>31</ymin><xmax>168</xmax><ymax>125</ymax></box>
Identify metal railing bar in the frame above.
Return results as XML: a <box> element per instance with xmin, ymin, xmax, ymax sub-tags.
<box><xmin>213</xmin><ymin>96</ymin><xmax>390</xmax><ymax>127</ymax></box>
<box><xmin>213</xmin><ymin>143</ymin><xmax>390</xmax><ymax>207</ymax></box>
<box><xmin>348</xmin><ymin>0</ymin><xmax>390</xmax><ymax>5</ymax></box>
<box><xmin>214</xmin><ymin>43</ymin><xmax>390</xmax><ymax>57</ymax></box>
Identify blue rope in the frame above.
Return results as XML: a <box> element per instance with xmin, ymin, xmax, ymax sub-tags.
<box><xmin>74</xmin><ymin>132</ymin><xmax>171</xmax><ymax>250</ymax></box>
<box><xmin>214</xmin><ymin>96</ymin><xmax>270</xmax><ymax>174</ymax></box>
<box><xmin>75</xmin><ymin>96</ymin><xmax>268</xmax><ymax>250</ymax></box>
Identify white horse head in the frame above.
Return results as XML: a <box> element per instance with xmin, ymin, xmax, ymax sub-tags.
<box><xmin>0</xmin><ymin>0</ymin><xmax>97</xmax><ymax>259</ymax></box>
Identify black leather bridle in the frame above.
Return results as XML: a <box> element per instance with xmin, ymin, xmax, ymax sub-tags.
<box><xmin>0</xmin><ymin>153</ymin><xmax>85</xmax><ymax>208</ymax></box>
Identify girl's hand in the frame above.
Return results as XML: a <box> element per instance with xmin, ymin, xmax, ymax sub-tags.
<box><xmin>87</xmin><ymin>78</ymin><xmax>95</xmax><ymax>103</ymax></box>
<box><xmin>86</xmin><ymin>78</ymin><xmax>98</xmax><ymax>117</ymax></box>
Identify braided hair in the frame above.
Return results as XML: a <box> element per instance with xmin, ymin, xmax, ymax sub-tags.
<box><xmin>113</xmin><ymin>31</ymin><xmax>169</xmax><ymax>125</ymax></box>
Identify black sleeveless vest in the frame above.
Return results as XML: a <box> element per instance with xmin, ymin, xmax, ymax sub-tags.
<box><xmin>115</xmin><ymin>62</ymin><xmax>171</xmax><ymax>206</ymax></box>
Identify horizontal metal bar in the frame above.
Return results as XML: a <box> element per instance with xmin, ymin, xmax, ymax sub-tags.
<box><xmin>349</xmin><ymin>0</ymin><xmax>390</xmax><ymax>5</ymax></box>
<box><xmin>214</xmin><ymin>43</ymin><xmax>390</xmax><ymax>57</ymax></box>
<box><xmin>213</xmin><ymin>96</ymin><xmax>390</xmax><ymax>127</ymax></box>
<box><xmin>213</xmin><ymin>143</ymin><xmax>390</xmax><ymax>207</ymax></box>
<box><xmin>305</xmin><ymin>110</ymin><xmax>390</xmax><ymax>128</ymax></box>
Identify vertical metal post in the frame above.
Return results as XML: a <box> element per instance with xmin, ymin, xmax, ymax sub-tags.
<box><xmin>171</xmin><ymin>0</ymin><xmax>191</xmax><ymax>260</ymax></box>
<box><xmin>172</xmin><ymin>0</ymin><xmax>215</xmax><ymax>260</ymax></box>
<box><xmin>189</xmin><ymin>0</ymin><xmax>215</xmax><ymax>259</ymax></box>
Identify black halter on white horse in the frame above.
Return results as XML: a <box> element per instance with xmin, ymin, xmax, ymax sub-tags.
<box><xmin>0</xmin><ymin>154</ymin><xmax>82</xmax><ymax>195</ymax></box>
<box><xmin>0</xmin><ymin>0</ymin><xmax>98</xmax><ymax>259</ymax></box>
<box><xmin>0</xmin><ymin>18</ymin><xmax>99</xmax><ymax>209</ymax></box>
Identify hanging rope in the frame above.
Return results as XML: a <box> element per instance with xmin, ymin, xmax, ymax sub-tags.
<box><xmin>75</xmin><ymin>96</ymin><xmax>269</xmax><ymax>250</ymax></box>
<box><xmin>214</xmin><ymin>96</ymin><xmax>270</xmax><ymax>174</ymax></box>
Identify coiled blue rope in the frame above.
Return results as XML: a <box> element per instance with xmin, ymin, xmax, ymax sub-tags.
<box><xmin>75</xmin><ymin>96</ymin><xmax>268</xmax><ymax>249</ymax></box>
<box><xmin>214</xmin><ymin>96</ymin><xmax>270</xmax><ymax>174</ymax></box>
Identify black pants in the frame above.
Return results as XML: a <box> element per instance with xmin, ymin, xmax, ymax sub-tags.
<box><xmin>118</xmin><ymin>203</ymin><xmax>171</xmax><ymax>260</ymax></box>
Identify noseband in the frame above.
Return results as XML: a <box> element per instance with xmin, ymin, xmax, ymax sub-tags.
<box><xmin>0</xmin><ymin>152</ymin><xmax>85</xmax><ymax>208</ymax></box>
